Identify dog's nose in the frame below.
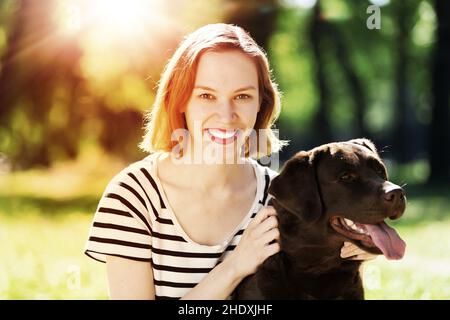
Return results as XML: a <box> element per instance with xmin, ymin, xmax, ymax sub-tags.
<box><xmin>383</xmin><ymin>184</ymin><xmax>406</xmax><ymax>219</ymax></box>
<box><xmin>384</xmin><ymin>188</ymin><xmax>405</xmax><ymax>203</ymax></box>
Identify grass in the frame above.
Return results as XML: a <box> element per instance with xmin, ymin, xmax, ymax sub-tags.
<box><xmin>0</xmin><ymin>153</ymin><xmax>449</xmax><ymax>299</ymax></box>
<box><xmin>0</xmin><ymin>211</ymin><xmax>108</xmax><ymax>299</ymax></box>
<box><xmin>0</xmin><ymin>150</ymin><xmax>124</xmax><ymax>300</ymax></box>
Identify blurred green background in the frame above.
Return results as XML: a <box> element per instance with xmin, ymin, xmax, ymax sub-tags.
<box><xmin>0</xmin><ymin>0</ymin><xmax>449</xmax><ymax>299</ymax></box>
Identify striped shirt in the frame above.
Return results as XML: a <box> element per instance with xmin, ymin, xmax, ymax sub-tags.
<box><xmin>84</xmin><ymin>152</ymin><xmax>278</xmax><ymax>299</ymax></box>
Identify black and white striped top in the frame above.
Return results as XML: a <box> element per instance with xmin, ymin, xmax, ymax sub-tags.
<box><xmin>84</xmin><ymin>152</ymin><xmax>278</xmax><ymax>299</ymax></box>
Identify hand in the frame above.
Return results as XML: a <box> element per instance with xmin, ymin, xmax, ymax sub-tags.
<box><xmin>226</xmin><ymin>206</ymin><xmax>280</xmax><ymax>280</ymax></box>
<box><xmin>340</xmin><ymin>241</ymin><xmax>377</xmax><ymax>261</ymax></box>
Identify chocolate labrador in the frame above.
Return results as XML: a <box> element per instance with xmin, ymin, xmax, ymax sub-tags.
<box><xmin>234</xmin><ymin>138</ymin><xmax>406</xmax><ymax>299</ymax></box>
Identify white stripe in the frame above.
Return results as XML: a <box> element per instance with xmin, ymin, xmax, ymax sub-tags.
<box><xmin>152</xmin><ymin>254</ymin><xmax>218</xmax><ymax>269</ymax></box>
<box><xmin>155</xmin><ymin>286</ymin><xmax>191</xmax><ymax>298</ymax></box>
<box><xmin>152</xmin><ymin>239</ymin><xmax>224</xmax><ymax>254</ymax></box>
<box><xmin>154</xmin><ymin>221</ymin><xmax>180</xmax><ymax>236</ymax></box>
<box><xmin>153</xmin><ymin>270</ymin><xmax>207</xmax><ymax>284</ymax></box>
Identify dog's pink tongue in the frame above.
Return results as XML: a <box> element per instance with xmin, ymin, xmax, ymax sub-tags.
<box><xmin>363</xmin><ymin>222</ymin><xmax>406</xmax><ymax>260</ymax></box>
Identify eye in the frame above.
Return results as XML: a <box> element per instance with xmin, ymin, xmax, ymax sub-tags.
<box><xmin>375</xmin><ymin>167</ymin><xmax>386</xmax><ymax>179</ymax></box>
<box><xmin>235</xmin><ymin>94</ymin><xmax>251</xmax><ymax>100</ymax></box>
<box><xmin>199</xmin><ymin>93</ymin><xmax>215</xmax><ymax>100</ymax></box>
<box><xmin>339</xmin><ymin>172</ymin><xmax>357</xmax><ymax>182</ymax></box>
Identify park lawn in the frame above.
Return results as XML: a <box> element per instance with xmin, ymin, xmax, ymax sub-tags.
<box><xmin>0</xmin><ymin>153</ymin><xmax>119</xmax><ymax>300</ymax></box>
<box><xmin>0</xmin><ymin>159</ymin><xmax>449</xmax><ymax>299</ymax></box>
<box><xmin>0</xmin><ymin>211</ymin><xmax>108</xmax><ymax>299</ymax></box>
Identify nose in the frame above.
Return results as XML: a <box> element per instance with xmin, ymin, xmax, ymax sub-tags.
<box><xmin>383</xmin><ymin>188</ymin><xmax>404</xmax><ymax>202</ymax></box>
<box><xmin>217</xmin><ymin>100</ymin><xmax>237</xmax><ymax>122</ymax></box>
<box><xmin>383</xmin><ymin>183</ymin><xmax>406</xmax><ymax>219</ymax></box>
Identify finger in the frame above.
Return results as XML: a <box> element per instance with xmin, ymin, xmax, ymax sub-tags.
<box><xmin>260</xmin><ymin>227</ymin><xmax>280</xmax><ymax>245</ymax></box>
<box><xmin>341</xmin><ymin>244</ymin><xmax>365</xmax><ymax>258</ymax></box>
<box><xmin>341</xmin><ymin>242</ymin><xmax>359</xmax><ymax>252</ymax></box>
<box><xmin>254</xmin><ymin>216</ymin><xmax>278</xmax><ymax>237</ymax></box>
<box><xmin>340</xmin><ymin>249</ymin><xmax>353</xmax><ymax>259</ymax></box>
<box><xmin>340</xmin><ymin>246</ymin><xmax>357</xmax><ymax>258</ymax></box>
<box><xmin>275</xmin><ymin>230</ymin><xmax>280</xmax><ymax>241</ymax></box>
<box><xmin>348</xmin><ymin>254</ymin><xmax>377</xmax><ymax>261</ymax></box>
<box><xmin>343</xmin><ymin>241</ymin><xmax>353</xmax><ymax>248</ymax></box>
<box><xmin>341</xmin><ymin>247</ymin><xmax>360</xmax><ymax>258</ymax></box>
<box><xmin>264</xmin><ymin>242</ymin><xmax>281</xmax><ymax>258</ymax></box>
<box><xmin>249</xmin><ymin>206</ymin><xmax>276</xmax><ymax>227</ymax></box>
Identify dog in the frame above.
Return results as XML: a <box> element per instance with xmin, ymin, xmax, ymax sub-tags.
<box><xmin>234</xmin><ymin>138</ymin><xmax>406</xmax><ymax>299</ymax></box>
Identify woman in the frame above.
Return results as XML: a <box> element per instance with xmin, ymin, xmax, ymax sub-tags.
<box><xmin>84</xmin><ymin>23</ymin><xmax>373</xmax><ymax>300</ymax></box>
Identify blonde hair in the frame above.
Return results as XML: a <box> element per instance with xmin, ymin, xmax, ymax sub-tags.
<box><xmin>139</xmin><ymin>23</ymin><xmax>288</xmax><ymax>158</ymax></box>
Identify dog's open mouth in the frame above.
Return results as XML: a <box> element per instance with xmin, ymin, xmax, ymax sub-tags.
<box><xmin>330</xmin><ymin>217</ymin><xmax>406</xmax><ymax>260</ymax></box>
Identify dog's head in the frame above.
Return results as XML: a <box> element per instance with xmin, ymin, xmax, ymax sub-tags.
<box><xmin>269</xmin><ymin>138</ymin><xmax>406</xmax><ymax>260</ymax></box>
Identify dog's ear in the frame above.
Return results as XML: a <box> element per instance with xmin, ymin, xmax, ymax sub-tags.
<box><xmin>268</xmin><ymin>151</ymin><xmax>322</xmax><ymax>223</ymax></box>
<box><xmin>348</xmin><ymin>138</ymin><xmax>378</xmax><ymax>155</ymax></box>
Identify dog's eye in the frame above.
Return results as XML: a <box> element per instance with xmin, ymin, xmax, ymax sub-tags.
<box><xmin>372</xmin><ymin>165</ymin><xmax>385</xmax><ymax>176</ymax></box>
<box><xmin>339</xmin><ymin>173</ymin><xmax>356</xmax><ymax>181</ymax></box>
<box><xmin>376</xmin><ymin>168</ymin><xmax>386</xmax><ymax>179</ymax></box>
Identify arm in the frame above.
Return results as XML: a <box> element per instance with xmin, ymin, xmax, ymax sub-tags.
<box><xmin>106</xmin><ymin>255</ymin><xmax>155</xmax><ymax>300</ymax></box>
<box><xmin>106</xmin><ymin>254</ymin><xmax>240</xmax><ymax>300</ymax></box>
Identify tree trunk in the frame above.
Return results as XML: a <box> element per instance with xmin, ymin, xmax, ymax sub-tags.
<box><xmin>429</xmin><ymin>0</ymin><xmax>450</xmax><ymax>183</ymax></box>
<box><xmin>392</xmin><ymin>1</ymin><xmax>418</xmax><ymax>164</ymax></box>
<box><xmin>0</xmin><ymin>0</ymin><xmax>28</xmax><ymax>126</ymax></box>
<box><xmin>327</xmin><ymin>23</ymin><xmax>369</xmax><ymax>139</ymax></box>
<box><xmin>309</xmin><ymin>2</ymin><xmax>332</xmax><ymax>144</ymax></box>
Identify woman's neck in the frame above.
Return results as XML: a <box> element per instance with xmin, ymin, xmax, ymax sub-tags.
<box><xmin>160</xmin><ymin>150</ymin><xmax>253</xmax><ymax>195</ymax></box>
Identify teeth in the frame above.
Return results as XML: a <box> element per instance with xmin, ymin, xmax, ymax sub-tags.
<box><xmin>344</xmin><ymin>218</ymin><xmax>354</xmax><ymax>227</ymax></box>
<box><xmin>355</xmin><ymin>224</ymin><xmax>369</xmax><ymax>235</ymax></box>
<box><xmin>342</xmin><ymin>218</ymin><xmax>369</xmax><ymax>235</ymax></box>
<box><xmin>208</xmin><ymin>129</ymin><xmax>237</xmax><ymax>139</ymax></box>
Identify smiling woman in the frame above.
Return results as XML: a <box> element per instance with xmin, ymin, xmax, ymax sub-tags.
<box><xmin>83</xmin><ymin>23</ymin><xmax>286</xmax><ymax>300</ymax></box>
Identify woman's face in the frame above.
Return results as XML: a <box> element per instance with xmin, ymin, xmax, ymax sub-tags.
<box><xmin>183</xmin><ymin>49</ymin><xmax>260</xmax><ymax>162</ymax></box>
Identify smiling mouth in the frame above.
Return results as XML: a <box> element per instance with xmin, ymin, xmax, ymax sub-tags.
<box><xmin>204</xmin><ymin>128</ymin><xmax>241</xmax><ymax>145</ymax></box>
<box><xmin>330</xmin><ymin>216</ymin><xmax>406</xmax><ymax>260</ymax></box>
